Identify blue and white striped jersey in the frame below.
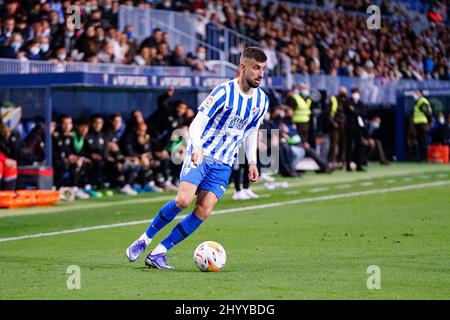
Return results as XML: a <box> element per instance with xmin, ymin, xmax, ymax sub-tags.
<box><xmin>188</xmin><ymin>78</ymin><xmax>269</xmax><ymax>166</ymax></box>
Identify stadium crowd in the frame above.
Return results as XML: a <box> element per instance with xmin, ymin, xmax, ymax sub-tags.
<box><xmin>0</xmin><ymin>0</ymin><xmax>448</xmax><ymax>80</ymax></box>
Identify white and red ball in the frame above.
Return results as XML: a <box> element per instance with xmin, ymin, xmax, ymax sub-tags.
<box><xmin>193</xmin><ymin>241</ymin><xmax>226</xmax><ymax>272</ymax></box>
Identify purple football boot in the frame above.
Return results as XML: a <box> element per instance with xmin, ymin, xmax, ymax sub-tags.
<box><xmin>145</xmin><ymin>252</ymin><xmax>175</xmax><ymax>270</ymax></box>
<box><xmin>125</xmin><ymin>239</ymin><xmax>147</xmax><ymax>262</ymax></box>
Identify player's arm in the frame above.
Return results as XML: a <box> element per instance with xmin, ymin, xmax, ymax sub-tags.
<box><xmin>244</xmin><ymin>101</ymin><xmax>269</xmax><ymax>182</ymax></box>
<box><xmin>189</xmin><ymin>85</ymin><xmax>227</xmax><ymax>166</ymax></box>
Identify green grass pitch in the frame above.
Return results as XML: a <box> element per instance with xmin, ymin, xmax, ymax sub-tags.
<box><xmin>0</xmin><ymin>163</ymin><xmax>450</xmax><ymax>299</ymax></box>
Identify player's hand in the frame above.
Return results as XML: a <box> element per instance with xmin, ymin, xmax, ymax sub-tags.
<box><xmin>248</xmin><ymin>163</ymin><xmax>259</xmax><ymax>182</ymax></box>
<box><xmin>191</xmin><ymin>147</ymin><xmax>204</xmax><ymax>167</ymax></box>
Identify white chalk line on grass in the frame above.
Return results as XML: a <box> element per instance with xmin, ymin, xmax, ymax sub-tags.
<box><xmin>3</xmin><ymin>168</ymin><xmax>449</xmax><ymax>218</ymax></box>
<box><xmin>1</xmin><ymin>180</ymin><xmax>449</xmax><ymax>244</ymax></box>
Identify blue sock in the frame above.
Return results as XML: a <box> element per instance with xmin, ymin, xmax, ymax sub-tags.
<box><xmin>145</xmin><ymin>200</ymin><xmax>182</xmax><ymax>239</ymax></box>
<box><xmin>160</xmin><ymin>212</ymin><xmax>203</xmax><ymax>251</ymax></box>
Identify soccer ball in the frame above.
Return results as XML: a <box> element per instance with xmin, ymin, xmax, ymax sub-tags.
<box><xmin>193</xmin><ymin>241</ymin><xmax>226</xmax><ymax>272</ymax></box>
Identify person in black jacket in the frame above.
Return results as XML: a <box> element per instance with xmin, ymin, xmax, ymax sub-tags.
<box><xmin>52</xmin><ymin>115</ymin><xmax>89</xmax><ymax>190</ymax></box>
<box><xmin>344</xmin><ymin>87</ymin><xmax>366</xmax><ymax>171</ymax></box>
<box><xmin>104</xmin><ymin>113</ymin><xmax>138</xmax><ymax>195</ymax></box>
<box><xmin>146</xmin><ymin>89</ymin><xmax>189</xmax><ymax>189</ymax></box>
<box><xmin>84</xmin><ymin>114</ymin><xmax>108</xmax><ymax>190</ymax></box>
<box><xmin>20</xmin><ymin>122</ymin><xmax>46</xmax><ymax>165</ymax></box>
<box><xmin>120</xmin><ymin>122</ymin><xmax>156</xmax><ymax>188</ymax></box>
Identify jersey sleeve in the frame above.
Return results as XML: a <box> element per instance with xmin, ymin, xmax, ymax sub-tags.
<box><xmin>197</xmin><ymin>84</ymin><xmax>227</xmax><ymax>119</ymax></box>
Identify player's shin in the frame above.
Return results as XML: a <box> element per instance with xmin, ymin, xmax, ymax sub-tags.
<box><xmin>141</xmin><ymin>199</ymin><xmax>183</xmax><ymax>245</ymax></box>
<box><xmin>152</xmin><ymin>212</ymin><xmax>203</xmax><ymax>254</ymax></box>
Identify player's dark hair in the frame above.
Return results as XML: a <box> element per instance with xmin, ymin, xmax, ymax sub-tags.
<box><xmin>241</xmin><ymin>47</ymin><xmax>267</xmax><ymax>62</ymax></box>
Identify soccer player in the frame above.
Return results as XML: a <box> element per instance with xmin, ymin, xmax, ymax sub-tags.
<box><xmin>125</xmin><ymin>47</ymin><xmax>269</xmax><ymax>270</ymax></box>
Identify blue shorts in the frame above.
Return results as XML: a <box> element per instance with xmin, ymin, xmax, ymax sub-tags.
<box><xmin>179</xmin><ymin>155</ymin><xmax>232</xmax><ymax>200</ymax></box>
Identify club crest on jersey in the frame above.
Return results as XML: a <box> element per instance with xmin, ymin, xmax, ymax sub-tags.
<box><xmin>228</xmin><ymin>117</ymin><xmax>248</xmax><ymax>130</ymax></box>
<box><xmin>182</xmin><ymin>166</ymin><xmax>191</xmax><ymax>176</ymax></box>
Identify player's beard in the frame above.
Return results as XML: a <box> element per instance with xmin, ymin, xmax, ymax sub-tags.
<box><xmin>245</xmin><ymin>71</ymin><xmax>262</xmax><ymax>88</ymax></box>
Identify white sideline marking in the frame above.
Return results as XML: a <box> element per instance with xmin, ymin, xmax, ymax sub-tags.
<box><xmin>285</xmin><ymin>190</ymin><xmax>300</xmax><ymax>195</ymax></box>
<box><xmin>309</xmin><ymin>187</ymin><xmax>329</xmax><ymax>193</ymax></box>
<box><xmin>385</xmin><ymin>179</ymin><xmax>396</xmax><ymax>184</ymax></box>
<box><xmin>1</xmin><ymin>180</ymin><xmax>449</xmax><ymax>244</ymax></box>
<box><xmin>360</xmin><ymin>181</ymin><xmax>374</xmax><ymax>187</ymax></box>
<box><xmin>335</xmin><ymin>184</ymin><xmax>352</xmax><ymax>189</ymax></box>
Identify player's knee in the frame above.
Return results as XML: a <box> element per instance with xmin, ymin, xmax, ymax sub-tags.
<box><xmin>175</xmin><ymin>194</ymin><xmax>193</xmax><ymax>209</ymax></box>
<box><xmin>194</xmin><ymin>203</ymin><xmax>212</xmax><ymax>220</ymax></box>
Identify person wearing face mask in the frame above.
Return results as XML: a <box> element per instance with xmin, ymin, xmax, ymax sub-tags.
<box><xmin>1</xmin><ymin>33</ymin><xmax>23</xmax><ymax>58</ymax></box>
<box><xmin>412</xmin><ymin>90</ymin><xmax>433</xmax><ymax>162</ymax></box>
<box><xmin>27</xmin><ymin>40</ymin><xmax>42</xmax><ymax>60</ymax></box>
<box><xmin>363</xmin><ymin>116</ymin><xmax>389</xmax><ymax>165</ymax></box>
<box><xmin>344</xmin><ymin>87</ymin><xmax>365</xmax><ymax>171</ymax></box>
<box><xmin>38</xmin><ymin>37</ymin><xmax>51</xmax><ymax>59</ymax></box>
<box><xmin>291</xmin><ymin>83</ymin><xmax>312</xmax><ymax>143</ymax></box>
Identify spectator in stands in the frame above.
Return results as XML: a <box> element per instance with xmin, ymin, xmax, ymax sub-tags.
<box><xmin>0</xmin><ymin>16</ymin><xmax>16</xmax><ymax>45</ymax></box>
<box><xmin>0</xmin><ymin>123</ymin><xmax>19</xmax><ymax>190</ymax></box>
<box><xmin>263</xmin><ymin>37</ymin><xmax>278</xmax><ymax>74</ymax></box>
<box><xmin>119</xmin><ymin>27</ymin><xmax>137</xmax><ymax>64</ymax></box>
<box><xmin>151</xmin><ymin>42</ymin><xmax>170</xmax><ymax>66</ymax></box>
<box><xmin>38</xmin><ymin>36</ymin><xmax>51</xmax><ymax>60</ymax></box>
<box><xmin>169</xmin><ymin>44</ymin><xmax>189</xmax><ymax>67</ymax></box>
<box><xmin>0</xmin><ymin>32</ymin><xmax>23</xmax><ymax>58</ymax></box>
<box><xmin>187</xmin><ymin>45</ymin><xmax>209</xmax><ymax>72</ymax></box>
<box><xmin>51</xmin><ymin>20</ymin><xmax>77</xmax><ymax>57</ymax></box>
<box><xmin>98</xmin><ymin>41</ymin><xmax>120</xmax><ymax>63</ymax></box>
<box><xmin>27</xmin><ymin>40</ymin><xmax>42</xmax><ymax>60</ymax></box>
<box><xmin>140</xmin><ymin>27</ymin><xmax>163</xmax><ymax>50</ymax></box>
<box><xmin>0</xmin><ymin>0</ymin><xmax>447</xmax><ymax>81</ymax></box>
<box><xmin>133</xmin><ymin>46</ymin><xmax>152</xmax><ymax>66</ymax></box>
<box><xmin>74</xmin><ymin>24</ymin><xmax>98</xmax><ymax>60</ymax></box>
<box><xmin>49</xmin><ymin>47</ymin><xmax>68</xmax><ymax>63</ymax></box>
